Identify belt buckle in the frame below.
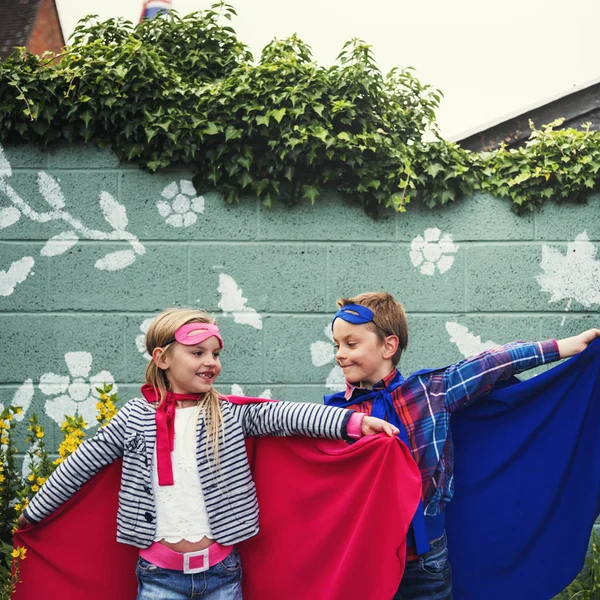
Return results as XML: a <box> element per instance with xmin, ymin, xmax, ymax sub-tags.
<box><xmin>183</xmin><ymin>548</ymin><xmax>210</xmax><ymax>574</ymax></box>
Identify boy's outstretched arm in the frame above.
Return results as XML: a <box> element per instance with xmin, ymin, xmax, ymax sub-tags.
<box><xmin>556</xmin><ymin>329</ymin><xmax>600</xmax><ymax>358</ymax></box>
<box><xmin>441</xmin><ymin>329</ymin><xmax>599</xmax><ymax>413</ymax></box>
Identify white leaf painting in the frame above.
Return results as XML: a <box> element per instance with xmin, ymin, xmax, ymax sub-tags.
<box><xmin>136</xmin><ymin>317</ymin><xmax>156</xmax><ymax>361</ymax></box>
<box><xmin>40</xmin><ymin>231</ymin><xmax>79</xmax><ymax>257</ymax></box>
<box><xmin>410</xmin><ymin>228</ymin><xmax>459</xmax><ymax>276</ymax></box>
<box><xmin>0</xmin><ymin>206</ymin><xmax>20</xmax><ymax>229</ymax></box>
<box><xmin>537</xmin><ymin>232</ymin><xmax>600</xmax><ymax>309</ymax></box>
<box><xmin>0</xmin><ymin>256</ymin><xmax>34</xmax><ymax>296</ymax></box>
<box><xmin>217</xmin><ymin>274</ymin><xmax>262</xmax><ymax>329</ymax></box>
<box><xmin>100</xmin><ymin>191</ymin><xmax>128</xmax><ymax>230</ymax></box>
<box><xmin>37</xmin><ymin>172</ymin><xmax>66</xmax><ymax>209</ymax></box>
<box><xmin>95</xmin><ymin>249</ymin><xmax>137</xmax><ymax>271</ymax></box>
<box><xmin>446</xmin><ymin>322</ymin><xmax>498</xmax><ymax>358</ymax></box>
<box><xmin>310</xmin><ymin>324</ymin><xmax>345</xmax><ymax>392</ymax></box>
<box><xmin>0</xmin><ymin>380</ymin><xmax>34</xmax><ymax>422</ymax></box>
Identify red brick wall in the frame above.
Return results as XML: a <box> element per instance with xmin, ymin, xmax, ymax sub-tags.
<box><xmin>27</xmin><ymin>0</ymin><xmax>65</xmax><ymax>56</ymax></box>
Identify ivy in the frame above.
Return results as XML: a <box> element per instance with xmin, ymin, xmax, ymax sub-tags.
<box><xmin>0</xmin><ymin>2</ymin><xmax>598</xmax><ymax>214</ymax></box>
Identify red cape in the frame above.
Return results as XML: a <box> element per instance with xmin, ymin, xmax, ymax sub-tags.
<box><xmin>13</xmin><ymin>401</ymin><xmax>420</xmax><ymax>600</ymax></box>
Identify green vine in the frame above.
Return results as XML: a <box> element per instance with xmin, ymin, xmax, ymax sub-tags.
<box><xmin>0</xmin><ymin>2</ymin><xmax>599</xmax><ymax>214</ymax></box>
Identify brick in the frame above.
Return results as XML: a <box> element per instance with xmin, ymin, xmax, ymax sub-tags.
<box><xmin>327</xmin><ymin>243</ymin><xmax>465</xmax><ymax>312</ymax></box>
<box><xmin>47</xmin><ymin>144</ymin><xmax>121</xmax><ymax>169</ymax></box>
<box><xmin>397</xmin><ymin>193</ymin><xmax>534</xmax><ymax>241</ymax></box>
<box><xmin>120</xmin><ymin>172</ymin><xmax>258</xmax><ymax>240</ymax></box>
<box><xmin>258</xmin><ymin>189</ymin><xmax>395</xmax><ymax>241</ymax></box>
<box><xmin>264</xmin><ymin>315</ymin><xmax>335</xmax><ymax>384</ymax></box>
<box><xmin>0</xmin><ymin>314</ymin><xmax>126</xmax><ymax>383</ymax></box>
<box><xmin>0</xmin><ymin>171</ymin><xmax>119</xmax><ymax>240</ymax></box>
<box><xmin>46</xmin><ymin>243</ymin><xmax>188</xmax><ymax>310</ymax></box>
<box><xmin>189</xmin><ymin>244</ymin><xmax>328</xmax><ymax>312</ymax></box>
<box><xmin>0</xmin><ymin>243</ymin><xmax>46</xmax><ymax>310</ymax></box>
<box><xmin>466</xmin><ymin>244</ymin><xmax>551</xmax><ymax>311</ymax></box>
<box><xmin>535</xmin><ymin>194</ymin><xmax>600</xmax><ymax>241</ymax></box>
<box><xmin>2</xmin><ymin>145</ymin><xmax>47</xmax><ymax>169</ymax></box>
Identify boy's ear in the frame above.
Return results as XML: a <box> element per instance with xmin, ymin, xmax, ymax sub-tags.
<box><xmin>382</xmin><ymin>335</ymin><xmax>399</xmax><ymax>360</ymax></box>
<box><xmin>152</xmin><ymin>347</ymin><xmax>169</xmax><ymax>370</ymax></box>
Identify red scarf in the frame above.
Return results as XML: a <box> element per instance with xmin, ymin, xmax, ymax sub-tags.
<box><xmin>140</xmin><ymin>384</ymin><xmax>202</xmax><ymax>486</ymax></box>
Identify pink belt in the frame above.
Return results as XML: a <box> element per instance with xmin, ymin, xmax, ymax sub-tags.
<box><xmin>139</xmin><ymin>541</ymin><xmax>233</xmax><ymax>574</ymax></box>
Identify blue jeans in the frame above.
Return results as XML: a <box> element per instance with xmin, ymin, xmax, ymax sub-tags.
<box><xmin>393</xmin><ymin>533</ymin><xmax>453</xmax><ymax>600</ymax></box>
<box><xmin>136</xmin><ymin>548</ymin><xmax>243</xmax><ymax>600</ymax></box>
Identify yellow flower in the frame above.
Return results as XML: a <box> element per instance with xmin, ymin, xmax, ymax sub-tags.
<box><xmin>27</xmin><ymin>474</ymin><xmax>34</xmax><ymax>481</ymax></box>
<box><xmin>0</xmin><ymin>475</ymin><xmax>5</xmax><ymax>483</ymax></box>
<box><xmin>31</xmin><ymin>484</ymin><xmax>39</xmax><ymax>492</ymax></box>
<box><xmin>11</xmin><ymin>547</ymin><xmax>26</xmax><ymax>559</ymax></box>
<box><xmin>14</xmin><ymin>503</ymin><xmax>21</xmax><ymax>511</ymax></box>
<box><xmin>1</xmin><ymin>437</ymin><xmax>8</xmax><ymax>445</ymax></box>
<box><xmin>6</xmin><ymin>414</ymin><xmax>12</xmax><ymax>421</ymax></box>
<box><xmin>36</xmin><ymin>431</ymin><xmax>44</xmax><ymax>439</ymax></box>
<box><xmin>36</xmin><ymin>477</ymin><xmax>46</xmax><ymax>485</ymax></box>
<box><xmin>15</xmin><ymin>407</ymin><xmax>22</xmax><ymax>414</ymax></box>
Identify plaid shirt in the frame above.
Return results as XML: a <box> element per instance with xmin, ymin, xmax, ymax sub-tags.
<box><xmin>342</xmin><ymin>340</ymin><xmax>560</xmax><ymax>517</ymax></box>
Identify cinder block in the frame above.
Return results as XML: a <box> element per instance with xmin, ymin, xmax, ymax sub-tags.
<box><xmin>0</xmin><ymin>171</ymin><xmax>119</xmax><ymax>240</ymax></box>
<box><xmin>264</xmin><ymin>315</ymin><xmax>335</xmax><ymax>384</ymax></box>
<box><xmin>2</xmin><ymin>145</ymin><xmax>48</xmax><ymax>169</ymax></box>
<box><xmin>0</xmin><ymin>243</ymin><xmax>46</xmax><ymax>310</ymax></box>
<box><xmin>258</xmin><ymin>189</ymin><xmax>395</xmax><ymax>241</ymax></box>
<box><xmin>189</xmin><ymin>243</ymin><xmax>328</xmax><ymax>312</ymax></box>
<box><xmin>535</xmin><ymin>195</ymin><xmax>600</xmax><ymax>241</ymax></box>
<box><xmin>466</xmin><ymin>244</ymin><xmax>552</xmax><ymax>311</ymax></box>
<box><xmin>120</xmin><ymin>171</ymin><xmax>258</xmax><ymax>240</ymax></box>
<box><xmin>46</xmin><ymin>242</ymin><xmax>188</xmax><ymax>311</ymax></box>
<box><xmin>47</xmin><ymin>143</ymin><xmax>121</xmax><ymax>169</ymax></box>
<box><xmin>265</xmin><ymin>385</ymin><xmax>327</xmax><ymax>404</ymax></box>
<box><xmin>396</xmin><ymin>193</ymin><xmax>534</xmax><ymax>242</ymax></box>
<box><xmin>0</xmin><ymin>314</ymin><xmax>126</xmax><ymax>383</ymax></box>
<box><xmin>327</xmin><ymin>243</ymin><xmax>465</xmax><ymax>312</ymax></box>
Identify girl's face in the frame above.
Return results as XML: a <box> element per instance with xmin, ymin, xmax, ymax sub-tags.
<box><xmin>155</xmin><ymin>335</ymin><xmax>222</xmax><ymax>395</ymax></box>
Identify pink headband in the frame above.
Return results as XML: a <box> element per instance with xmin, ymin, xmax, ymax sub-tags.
<box><xmin>174</xmin><ymin>322</ymin><xmax>224</xmax><ymax>348</ymax></box>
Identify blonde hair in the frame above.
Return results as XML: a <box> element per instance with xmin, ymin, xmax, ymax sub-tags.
<box><xmin>145</xmin><ymin>308</ymin><xmax>224</xmax><ymax>464</ymax></box>
<box><xmin>336</xmin><ymin>291</ymin><xmax>408</xmax><ymax>366</ymax></box>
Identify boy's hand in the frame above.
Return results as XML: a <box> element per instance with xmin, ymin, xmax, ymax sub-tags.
<box><xmin>361</xmin><ymin>416</ymin><xmax>399</xmax><ymax>438</ymax></box>
<box><xmin>557</xmin><ymin>329</ymin><xmax>600</xmax><ymax>358</ymax></box>
<box><xmin>17</xmin><ymin>513</ymin><xmax>31</xmax><ymax>530</ymax></box>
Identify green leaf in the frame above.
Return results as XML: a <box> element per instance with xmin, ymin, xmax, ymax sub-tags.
<box><xmin>271</xmin><ymin>108</ymin><xmax>286</xmax><ymax>123</ymax></box>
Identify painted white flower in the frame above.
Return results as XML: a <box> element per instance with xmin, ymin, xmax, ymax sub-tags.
<box><xmin>410</xmin><ymin>228</ymin><xmax>458</xmax><ymax>276</ymax></box>
<box><xmin>310</xmin><ymin>325</ymin><xmax>345</xmax><ymax>392</ymax></box>
<box><xmin>136</xmin><ymin>317</ymin><xmax>156</xmax><ymax>361</ymax></box>
<box><xmin>217</xmin><ymin>274</ymin><xmax>262</xmax><ymax>330</ymax></box>
<box><xmin>446</xmin><ymin>322</ymin><xmax>498</xmax><ymax>358</ymax></box>
<box><xmin>230</xmin><ymin>384</ymin><xmax>272</xmax><ymax>399</ymax></box>
<box><xmin>157</xmin><ymin>180</ymin><xmax>205</xmax><ymax>228</ymax></box>
<box><xmin>39</xmin><ymin>352</ymin><xmax>117</xmax><ymax>429</ymax></box>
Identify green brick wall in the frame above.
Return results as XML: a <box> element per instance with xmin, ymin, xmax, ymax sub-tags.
<box><xmin>1</xmin><ymin>142</ymin><xmax>599</xmax><ymax>456</ymax></box>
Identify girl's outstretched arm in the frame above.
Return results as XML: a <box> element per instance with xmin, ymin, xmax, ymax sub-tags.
<box><xmin>21</xmin><ymin>398</ymin><xmax>138</xmax><ymax>526</ymax></box>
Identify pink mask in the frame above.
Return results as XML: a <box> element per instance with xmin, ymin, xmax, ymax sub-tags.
<box><xmin>174</xmin><ymin>322</ymin><xmax>224</xmax><ymax>348</ymax></box>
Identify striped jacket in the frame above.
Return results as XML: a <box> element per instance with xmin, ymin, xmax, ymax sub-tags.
<box><xmin>25</xmin><ymin>397</ymin><xmax>354</xmax><ymax>548</ymax></box>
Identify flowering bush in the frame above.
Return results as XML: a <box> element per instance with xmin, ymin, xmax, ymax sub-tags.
<box><xmin>0</xmin><ymin>384</ymin><xmax>118</xmax><ymax>598</ymax></box>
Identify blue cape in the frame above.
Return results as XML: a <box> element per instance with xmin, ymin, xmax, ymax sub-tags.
<box><xmin>448</xmin><ymin>339</ymin><xmax>600</xmax><ymax>599</ymax></box>
<box><xmin>326</xmin><ymin>340</ymin><xmax>600</xmax><ymax>599</ymax></box>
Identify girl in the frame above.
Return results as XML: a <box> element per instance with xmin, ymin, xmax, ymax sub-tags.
<box><xmin>18</xmin><ymin>308</ymin><xmax>397</xmax><ymax>599</ymax></box>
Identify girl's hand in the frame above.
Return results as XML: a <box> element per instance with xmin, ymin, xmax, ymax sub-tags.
<box><xmin>557</xmin><ymin>329</ymin><xmax>600</xmax><ymax>358</ymax></box>
<box><xmin>361</xmin><ymin>416</ymin><xmax>399</xmax><ymax>438</ymax></box>
<box><xmin>17</xmin><ymin>513</ymin><xmax>31</xmax><ymax>530</ymax></box>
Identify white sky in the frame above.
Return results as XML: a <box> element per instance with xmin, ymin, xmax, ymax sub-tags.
<box><xmin>56</xmin><ymin>0</ymin><xmax>600</xmax><ymax>140</ymax></box>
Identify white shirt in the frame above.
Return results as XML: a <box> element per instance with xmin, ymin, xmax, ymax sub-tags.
<box><xmin>152</xmin><ymin>404</ymin><xmax>213</xmax><ymax>542</ymax></box>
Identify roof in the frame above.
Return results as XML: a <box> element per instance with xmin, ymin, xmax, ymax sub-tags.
<box><xmin>0</xmin><ymin>0</ymin><xmax>44</xmax><ymax>60</ymax></box>
<box><xmin>453</xmin><ymin>76</ymin><xmax>600</xmax><ymax>152</ymax></box>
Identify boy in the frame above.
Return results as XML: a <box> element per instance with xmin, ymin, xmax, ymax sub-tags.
<box><xmin>324</xmin><ymin>291</ymin><xmax>600</xmax><ymax>600</ymax></box>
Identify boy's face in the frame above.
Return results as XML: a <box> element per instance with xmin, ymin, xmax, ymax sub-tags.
<box><xmin>332</xmin><ymin>319</ymin><xmax>396</xmax><ymax>388</ymax></box>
